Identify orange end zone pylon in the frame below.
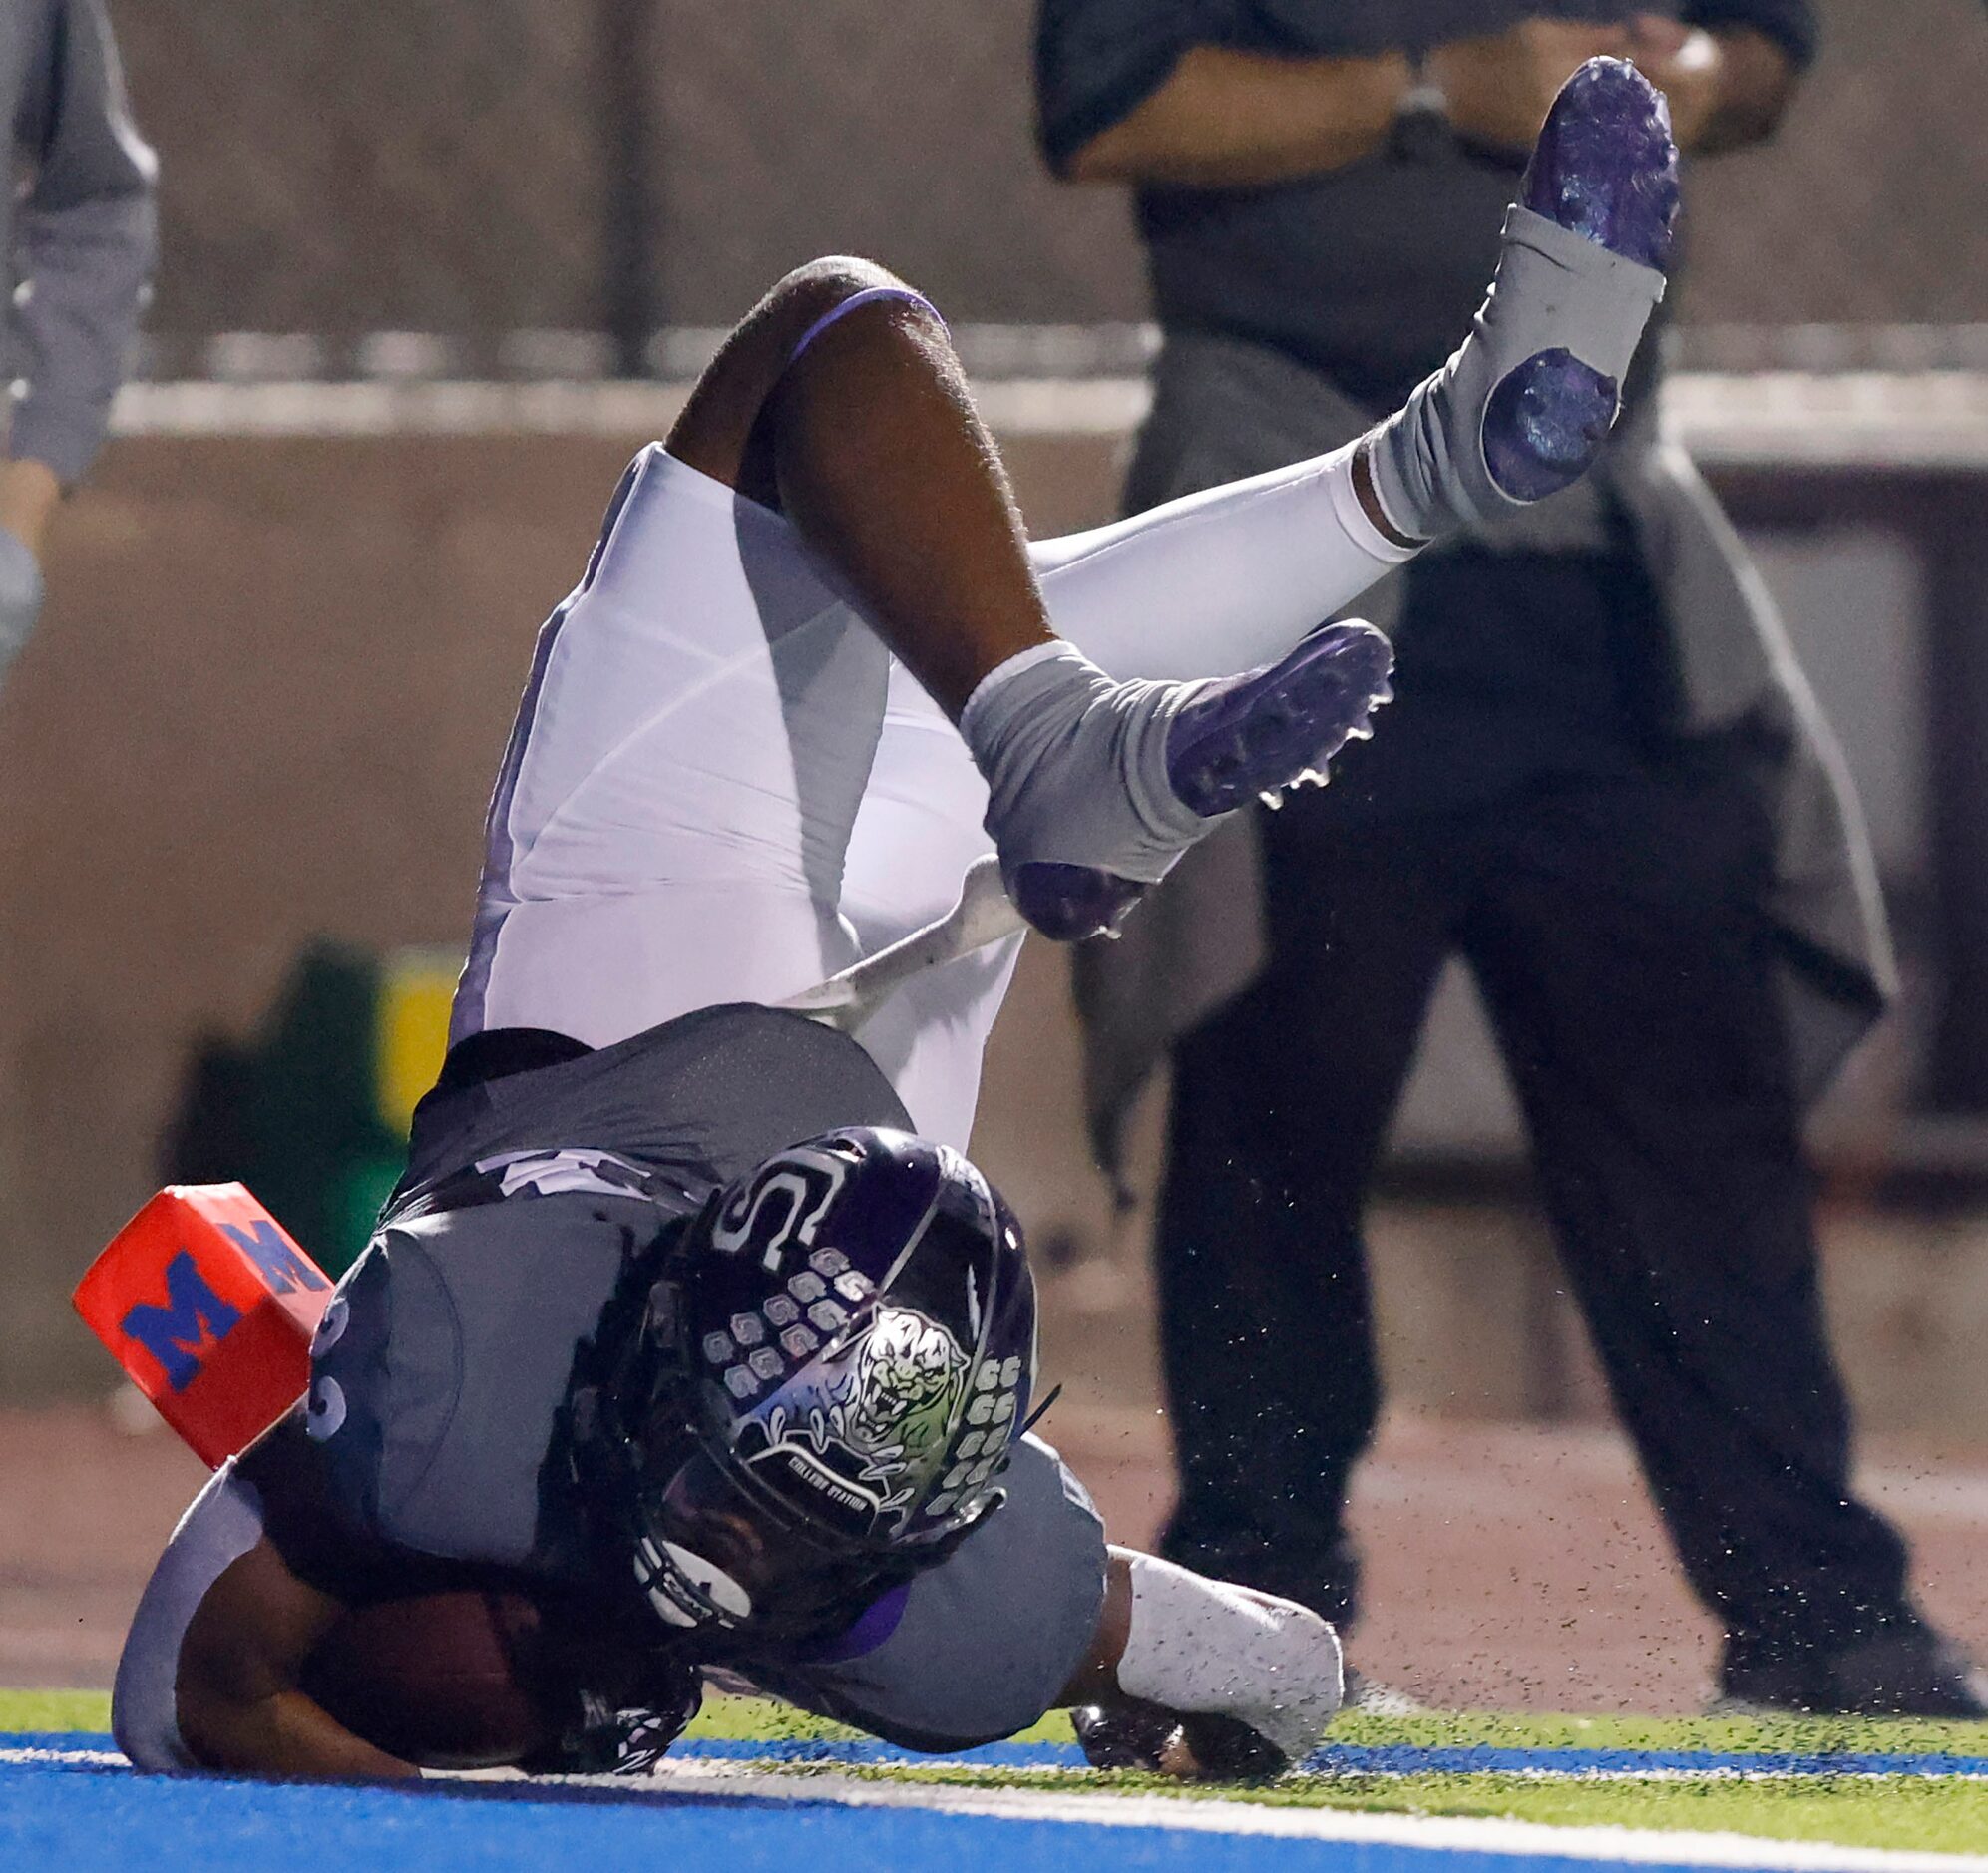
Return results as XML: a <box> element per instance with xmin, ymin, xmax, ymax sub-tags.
<box><xmin>73</xmin><ymin>1184</ymin><xmax>333</xmax><ymax>1468</ymax></box>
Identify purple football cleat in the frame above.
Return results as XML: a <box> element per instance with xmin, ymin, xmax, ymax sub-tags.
<box><xmin>1008</xmin><ymin>622</ymin><xmax>1394</xmax><ymax>941</ymax></box>
<box><xmin>1006</xmin><ymin>863</ymin><xmax>1151</xmax><ymax>946</ymax></box>
<box><xmin>1166</xmin><ymin>618</ymin><xmax>1394</xmax><ymax>816</ymax></box>
<box><xmin>1523</xmin><ymin>57</ymin><xmax>1680</xmax><ymax>271</ymax></box>
<box><xmin>1482</xmin><ymin>58</ymin><xmax>1680</xmax><ymax>504</ymax></box>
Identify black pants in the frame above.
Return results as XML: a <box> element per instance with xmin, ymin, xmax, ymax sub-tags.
<box><xmin>1154</xmin><ymin>558</ymin><xmax>1914</xmax><ymax>1667</ymax></box>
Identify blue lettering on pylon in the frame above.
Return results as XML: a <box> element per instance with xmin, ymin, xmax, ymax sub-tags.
<box><xmin>220</xmin><ymin>1219</ymin><xmax>330</xmax><ymax>1294</ymax></box>
<box><xmin>120</xmin><ymin>1251</ymin><xmax>242</xmax><ymax>1390</ymax></box>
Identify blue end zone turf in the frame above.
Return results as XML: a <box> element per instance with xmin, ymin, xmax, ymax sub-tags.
<box><xmin>11</xmin><ymin>1761</ymin><xmax>1279</xmax><ymax>1873</ymax></box>
<box><xmin>0</xmin><ymin>1753</ymin><xmax>1901</xmax><ymax>1873</ymax></box>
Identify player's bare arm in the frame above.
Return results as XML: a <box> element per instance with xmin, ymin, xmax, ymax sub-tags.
<box><xmin>1055</xmin><ymin>45</ymin><xmax>1414</xmax><ymax>188</ymax></box>
<box><xmin>1052</xmin><ymin>14</ymin><xmax>1789</xmax><ymax>184</ymax></box>
<box><xmin>174</xmin><ymin>1539</ymin><xmax>411</xmax><ymax>1780</ymax></box>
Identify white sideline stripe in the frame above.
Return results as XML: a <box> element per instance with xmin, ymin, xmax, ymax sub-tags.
<box><xmin>0</xmin><ymin>1745</ymin><xmax>124</xmax><ymax>1767</ymax></box>
<box><xmin>637</xmin><ymin>1762</ymin><xmax>1988</xmax><ymax>1872</ymax></box>
<box><xmin>9</xmin><ymin>1742</ymin><xmax>1983</xmax><ymax>1870</ymax></box>
<box><xmin>108</xmin><ymin>373</ymin><xmax>1988</xmax><ymax>465</ymax></box>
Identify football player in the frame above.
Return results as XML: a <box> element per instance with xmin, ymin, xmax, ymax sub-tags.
<box><xmin>112</xmin><ymin>61</ymin><xmax>1675</xmax><ymax>1782</ymax></box>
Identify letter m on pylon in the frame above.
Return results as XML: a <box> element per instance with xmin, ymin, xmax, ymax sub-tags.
<box><xmin>220</xmin><ymin>1219</ymin><xmax>330</xmax><ymax>1295</ymax></box>
<box><xmin>120</xmin><ymin>1251</ymin><xmax>242</xmax><ymax>1390</ymax></box>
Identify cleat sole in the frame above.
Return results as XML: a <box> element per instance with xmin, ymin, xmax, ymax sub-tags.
<box><xmin>1167</xmin><ymin>621</ymin><xmax>1394</xmax><ymax>820</ymax></box>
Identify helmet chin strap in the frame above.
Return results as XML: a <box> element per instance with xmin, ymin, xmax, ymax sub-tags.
<box><xmin>634</xmin><ymin>1533</ymin><xmax>755</xmax><ymax>1631</ymax></box>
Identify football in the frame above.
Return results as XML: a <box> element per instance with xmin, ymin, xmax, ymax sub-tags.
<box><xmin>300</xmin><ymin>1588</ymin><xmax>563</xmax><ymax>1769</ymax></box>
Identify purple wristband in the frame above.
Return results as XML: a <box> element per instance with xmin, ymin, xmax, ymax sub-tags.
<box><xmin>788</xmin><ymin>286</ymin><xmax>947</xmax><ymax>366</ymax></box>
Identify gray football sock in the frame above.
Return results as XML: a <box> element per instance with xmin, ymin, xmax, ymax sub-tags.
<box><xmin>1367</xmin><ymin>205</ymin><xmax>1666</xmax><ymax>540</ymax></box>
<box><xmin>959</xmin><ymin>642</ymin><xmax>1206</xmax><ymax>889</ymax></box>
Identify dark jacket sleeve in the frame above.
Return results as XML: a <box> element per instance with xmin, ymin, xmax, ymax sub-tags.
<box><xmin>1035</xmin><ymin>0</ymin><xmax>1243</xmax><ymax>176</ymax></box>
<box><xmin>1681</xmin><ymin>0</ymin><xmax>1819</xmax><ymax>71</ymax></box>
<box><xmin>9</xmin><ymin>0</ymin><xmax>159</xmax><ymax>485</ymax></box>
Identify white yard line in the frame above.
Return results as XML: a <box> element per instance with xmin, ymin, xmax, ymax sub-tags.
<box><xmin>0</xmin><ymin>1744</ymin><xmax>124</xmax><ymax>1767</ymax></box>
<box><xmin>638</xmin><ymin>1761</ymin><xmax>1988</xmax><ymax>1870</ymax></box>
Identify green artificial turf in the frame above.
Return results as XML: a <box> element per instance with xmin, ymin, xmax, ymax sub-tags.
<box><xmin>681</xmin><ymin>1694</ymin><xmax>1988</xmax><ymax>1762</ymax></box>
<box><xmin>0</xmin><ymin>1689</ymin><xmax>114</xmax><ymax>1732</ymax></box>
<box><xmin>677</xmin><ymin>1696</ymin><xmax>1988</xmax><ymax>1856</ymax></box>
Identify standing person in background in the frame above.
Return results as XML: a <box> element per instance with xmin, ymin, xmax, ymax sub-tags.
<box><xmin>1038</xmin><ymin>1</ymin><xmax>1988</xmax><ymax>1715</ymax></box>
<box><xmin>0</xmin><ymin>0</ymin><xmax>156</xmax><ymax>697</ymax></box>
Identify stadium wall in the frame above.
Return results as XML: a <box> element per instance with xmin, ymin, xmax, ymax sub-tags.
<box><xmin>3</xmin><ymin>423</ymin><xmax>1985</xmax><ymax>1449</ymax></box>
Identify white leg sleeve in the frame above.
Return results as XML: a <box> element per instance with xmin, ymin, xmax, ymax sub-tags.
<box><xmin>1027</xmin><ymin>441</ymin><xmax>1415</xmax><ymax>681</ymax></box>
<box><xmin>1114</xmin><ymin>1552</ymin><xmax>1344</xmax><ymax>1764</ymax></box>
<box><xmin>113</xmin><ymin>1465</ymin><xmax>267</xmax><ymax>1771</ymax></box>
<box><xmin>841</xmin><ymin>663</ymin><xmax>1022</xmax><ymax>1147</ymax></box>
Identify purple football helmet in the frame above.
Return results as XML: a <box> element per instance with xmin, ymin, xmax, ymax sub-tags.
<box><xmin>603</xmin><ymin>1128</ymin><xmax>1038</xmax><ymax>1641</ymax></box>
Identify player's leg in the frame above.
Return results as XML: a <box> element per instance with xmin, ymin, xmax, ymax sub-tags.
<box><xmin>456</xmin><ymin>265</ymin><xmax>945</xmax><ymax>1046</ymax></box>
<box><xmin>1016</xmin><ymin>57</ymin><xmax>1677</xmax><ymax>685</ymax></box>
<box><xmin>585</xmin><ymin>55</ymin><xmax>1673</xmax><ymax>1106</ymax></box>
<box><xmin>466</xmin><ymin>253</ymin><xmax>1074</xmax><ymax>1050</ymax></box>
<box><xmin>976</xmin><ymin>55</ymin><xmax>1673</xmax><ymax>892</ymax></box>
<box><xmin>1367</xmin><ymin>56</ymin><xmax>1677</xmax><ymax>540</ymax></box>
<box><xmin>617</xmin><ymin>54</ymin><xmax>1672</xmax><ymax>1016</ymax></box>
<box><xmin>837</xmin><ymin>54</ymin><xmax>1677</xmax><ymax>1084</ymax></box>
<box><xmin>751</xmin><ymin>1435</ymin><xmax>1342</xmax><ymax>1776</ymax></box>
<box><xmin>453</xmin><ymin>436</ymin><xmax>892</xmax><ymax>1048</ymax></box>
<box><xmin>839</xmin><ymin>662</ymin><xmax>1025</xmax><ymax>1146</ymax></box>
<box><xmin>695</xmin><ymin>263</ymin><xmax>1401</xmax><ymax>946</ymax></box>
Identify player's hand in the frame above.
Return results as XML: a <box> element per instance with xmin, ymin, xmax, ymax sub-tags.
<box><xmin>1427</xmin><ymin>19</ymin><xmax>1633</xmax><ymax>156</ymax></box>
<box><xmin>1623</xmin><ymin>14</ymin><xmax>1727</xmax><ymax>151</ymax></box>
<box><xmin>0</xmin><ymin>525</ymin><xmax>43</xmax><ymax>674</ymax></box>
<box><xmin>1073</xmin><ymin>1697</ymin><xmax>1290</xmax><ymax>1781</ymax></box>
<box><xmin>0</xmin><ymin>459</ymin><xmax>55</xmax><ymax>684</ymax></box>
<box><xmin>546</xmin><ymin>1698</ymin><xmax>692</xmax><ymax>1775</ymax></box>
<box><xmin>0</xmin><ymin>458</ymin><xmax>60</xmax><ymax>562</ymax></box>
<box><xmin>523</xmin><ymin>1656</ymin><xmax>703</xmax><ymax>1776</ymax></box>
